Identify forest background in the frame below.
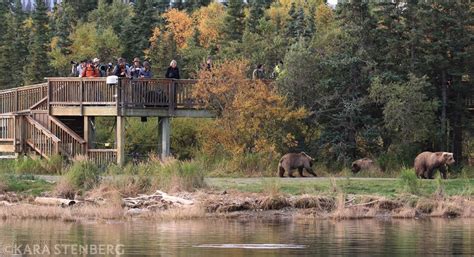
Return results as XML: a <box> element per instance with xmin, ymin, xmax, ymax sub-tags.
<box><xmin>0</xmin><ymin>0</ymin><xmax>472</xmax><ymax>176</ymax></box>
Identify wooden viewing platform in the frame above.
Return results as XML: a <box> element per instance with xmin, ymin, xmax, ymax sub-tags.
<box><xmin>0</xmin><ymin>78</ymin><xmax>213</xmax><ymax>165</ymax></box>
<box><xmin>0</xmin><ymin>77</ymin><xmax>472</xmax><ymax>166</ymax></box>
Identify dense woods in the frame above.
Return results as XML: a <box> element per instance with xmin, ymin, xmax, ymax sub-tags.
<box><xmin>0</xmin><ymin>0</ymin><xmax>472</xmax><ymax>171</ymax></box>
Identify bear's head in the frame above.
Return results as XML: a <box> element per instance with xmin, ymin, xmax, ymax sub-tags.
<box><xmin>301</xmin><ymin>152</ymin><xmax>314</xmax><ymax>166</ymax></box>
<box><xmin>442</xmin><ymin>152</ymin><xmax>455</xmax><ymax>165</ymax></box>
<box><xmin>351</xmin><ymin>162</ymin><xmax>361</xmax><ymax>173</ymax></box>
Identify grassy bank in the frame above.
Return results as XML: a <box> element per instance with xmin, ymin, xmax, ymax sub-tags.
<box><xmin>208</xmin><ymin>177</ymin><xmax>473</xmax><ymax>197</ymax></box>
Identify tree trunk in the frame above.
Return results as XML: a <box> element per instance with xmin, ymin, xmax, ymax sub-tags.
<box><xmin>452</xmin><ymin>92</ymin><xmax>463</xmax><ymax>165</ymax></box>
<box><xmin>441</xmin><ymin>70</ymin><xmax>447</xmax><ymax>151</ymax></box>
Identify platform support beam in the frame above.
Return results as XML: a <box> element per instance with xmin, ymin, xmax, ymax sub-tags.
<box><xmin>160</xmin><ymin>117</ymin><xmax>170</xmax><ymax>159</ymax></box>
<box><xmin>117</xmin><ymin>116</ymin><xmax>125</xmax><ymax>166</ymax></box>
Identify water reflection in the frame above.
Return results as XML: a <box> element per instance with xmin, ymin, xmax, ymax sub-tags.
<box><xmin>0</xmin><ymin>218</ymin><xmax>471</xmax><ymax>256</ymax></box>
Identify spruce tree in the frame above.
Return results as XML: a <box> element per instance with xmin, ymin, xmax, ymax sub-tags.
<box><xmin>0</xmin><ymin>0</ymin><xmax>13</xmax><ymax>89</ymax></box>
<box><xmin>121</xmin><ymin>0</ymin><xmax>157</xmax><ymax>60</ymax></box>
<box><xmin>286</xmin><ymin>2</ymin><xmax>297</xmax><ymax>38</ymax></box>
<box><xmin>11</xmin><ymin>0</ymin><xmax>29</xmax><ymax>87</ymax></box>
<box><xmin>304</xmin><ymin>6</ymin><xmax>316</xmax><ymax>39</ymax></box>
<box><xmin>223</xmin><ymin>0</ymin><xmax>245</xmax><ymax>42</ymax></box>
<box><xmin>24</xmin><ymin>0</ymin><xmax>51</xmax><ymax>84</ymax></box>
<box><xmin>246</xmin><ymin>0</ymin><xmax>265</xmax><ymax>34</ymax></box>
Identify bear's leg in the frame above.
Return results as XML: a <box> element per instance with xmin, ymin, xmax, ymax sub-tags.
<box><xmin>439</xmin><ymin>166</ymin><xmax>447</xmax><ymax>179</ymax></box>
<box><xmin>427</xmin><ymin>169</ymin><xmax>435</xmax><ymax>179</ymax></box>
<box><xmin>298</xmin><ymin>168</ymin><xmax>306</xmax><ymax>177</ymax></box>
<box><xmin>278</xmin><ymin>165</ymin><xmax>285</xmax><ymax>177</ymax></box>
<box><xmin>288</xmin><ymin>169</ymin><xmax>295</xmax><ymax>178</ymax></box>
<box><xmin>306</xmin><ymin>168</ymin><xmax>317</xmax><ymax>177</ymax></box>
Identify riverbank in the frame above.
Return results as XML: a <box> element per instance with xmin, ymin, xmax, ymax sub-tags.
<box><xmin>0</xmin><ymin>185</ymin><xmax>472</xmax><ymax>222</ymax></box>
<box><xmin>0</xmin><ymin>172</ymin><xmax>472</xmax><ymax>221</ymax></box>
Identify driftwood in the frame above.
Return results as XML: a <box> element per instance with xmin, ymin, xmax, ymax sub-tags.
<box><xmin>155</xmin><ymin>190</ymin><xmax>193</xmax><ymax>205</ymax></box>
<box><xmin>346</xmin><ymin>199</ymin><xmax>380</xmax><ymax>208</ymax></box>
<box><xmin>122</xmin><ymin>190</ymin><xmax>193</xmax><ymax>210</ymax></box>
<box><xmin>34</xmin><ymin>197</ymin><xmax>77</xmax><ymax>207</ymax></box>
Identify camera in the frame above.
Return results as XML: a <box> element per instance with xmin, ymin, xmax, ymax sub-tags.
<box><xmin>70</xmin><ymin>61</ymin><xmax>78</xmax><ymax>65</ymax></box>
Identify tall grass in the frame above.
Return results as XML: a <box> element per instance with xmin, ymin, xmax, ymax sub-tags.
<box><xmin>150</xmin><ymin>159</ymin><xmax>206</xmax><ymax>192</ymax></box>
<box><xmin>64</xmin><ymin>159</ymin><xmax>100</xmax><ymax>190</ymax></box>
<box><xmin>398</xmin><ymin>168</ymin><xmax>421</xmax><ymax>195</ymax></box>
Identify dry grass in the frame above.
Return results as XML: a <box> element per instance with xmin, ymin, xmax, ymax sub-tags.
<box><xmin>0</xmin><ymin>181</ymin><xmax>6</xmax><ymax>193</ymax></box>
<box><xmin>415</xmin><ymin>199</ymin><xmax>438</xmax><ymax>214</ymax></box>
<box><xmin>292</xmin><ymin>195</ymin><xmax>335</xmax><ymax>211</ymax></box>
<box><xmin>142</xmin><ymin>204</ymin><xmax>207</xmax><ymax>220</ymax></box>
<box><xmin>392</xmin><ymin>207</ymin><xmax>417</xmax><ymax>218</ymax></box>
<box><xmin>0</xmin><ymin>204</ymin><xmax>124</xmax><ymax>222</ymax></box>
<box><xmin>53</xmin><ymin>179</ymin><xmax>77</xmax><ymax>199</ymax></box>
<box><xmin>259</xmin><ymin>194</ymin><xmax>291</xmax><ymax>210</ymax></box>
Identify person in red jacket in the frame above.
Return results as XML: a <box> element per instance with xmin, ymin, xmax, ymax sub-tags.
<box><xmin>81</xmin><ymin>58</ymin><xmax>100</xmax><ymax>77</ymax></box>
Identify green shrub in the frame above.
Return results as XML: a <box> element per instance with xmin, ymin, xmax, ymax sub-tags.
<box><xmin>0</xmin><ymin>160</ymin><xmax>15</xmax><ymax>174</ymax></box>
<box><xmin>398</xmin><ymin>168</ymin><xmax>421</xmax><ymax>195</ymax></box>
<box><xmin>40</xmin><ymin>155</ymin><xmax>64</xmax><ymax>174</ymax></box>
<box><xmin>15</xmin><ymin>157</ymin><xmax>45</xmax><ymax>174</ymax></box>
<box><xmin>202</xmin><ymin>152</ymin><xmax>277</xmax><ymax>177</ymax></box>
<box><xmin>151</xmin><ymin>160</ymin><xmax>206</xmax><ymax>192</ymax></box>
<box><xmin>65</xmin><ymin>160</ymin><xmax>100</xmax><ymax>190</ymax></box>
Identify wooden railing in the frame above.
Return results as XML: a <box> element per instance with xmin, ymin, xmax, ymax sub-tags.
<box><xmin>122</xmin><ymin>79</ymin><xmax>172</xmax><ymax>107</ymax></box>
<box><xmin>0</xmin><ymin>115</ymin><xmax>15</xmax><ymax>141</ymax></box>
<box><xmin>466</xmin><ymin>94</ymin><xmax>474</xmax><ymax>110</ymax></box>
<box><xmin>47</xmin><ymin>78</ymin><xmax>200</xmax><ymax>109</ymax></box>
<box><xmin>0</xmin><ymin>83</ymin><xmax>48</xmax><ymax>114</ymax></box>
<box><xmin>24</xmin><ymin>116</ymin><xmax>60</xmax><ymax>159</ymax></box>
<box><xmin>49</xmin><ymin>116</ymin><xmax>86</xmax><ymax>158</ymax></box>
<box><xmin>88</xmin><ymin>149</ymin><xmax>117</xmax><ymax>166</ymax></box>
<box><xmin>175</xmin><ymin>80</ymin><xmax>199</xmax><ymax>108</ymax></box>
<box><xmin>49</xmin><ymin>78</ymin><xmax>117</xmax><ymax>106</ymax></box>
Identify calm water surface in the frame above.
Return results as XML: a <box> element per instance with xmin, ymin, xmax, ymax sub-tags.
<box><xmin>0</xmin><ymin>218</ymin><xmax>472</xmax><ymax>256</ymax></box>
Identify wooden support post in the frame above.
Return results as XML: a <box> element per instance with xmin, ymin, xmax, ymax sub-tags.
<box><xmin>83</xmin><ymin>116</ymin><xmax>96</xmax><ymax>153</ymax></box>
<box><xmin>116</xmin><ymin>116</ymin><xmax>125</xmax><ymax>166</ymax></box>
<box><xmin>160</xmin><ymin>117</ymin><xmax>170</xmax><ymax>159</ymax></box>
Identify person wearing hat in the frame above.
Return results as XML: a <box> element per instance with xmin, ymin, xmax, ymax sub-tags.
<box><xmin>82</xmin><ymin>58</ymin><xmax>100</xmax><ymax>77</ymax></box>
<box><xmin>130</xmin><ymin>57</ymin><xmax>143</xmax><ymax>79</ymax></box>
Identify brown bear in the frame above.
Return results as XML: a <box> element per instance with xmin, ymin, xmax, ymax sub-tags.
<box><xmin>351</xmin><ymin>158</ymin><xmax>379</xmax><ymax>174</ymax></box>
<box><xmin>414</xmin><ymin>151</ymin><xmax>455</xmax><ymax>179</ymax></box>
<box><xmin>278</xmin><ymin>152</ymin><xmax>317</xmax><ymax>178</ymax></box>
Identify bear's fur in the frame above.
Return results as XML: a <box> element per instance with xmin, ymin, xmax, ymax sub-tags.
<box><xmin>278</xmin><ymin>152</ymin><xmax>317</xmax><ymax>178</ymax></box>
<box><xmin>351</xmin><ymin>158</ymin><xmax>379</xmax><ymax>174</ymax></box>
<box><xmin>414</xmin><ymin>151</ymin><xmax>455</xmax><ymax>179</ymax></box>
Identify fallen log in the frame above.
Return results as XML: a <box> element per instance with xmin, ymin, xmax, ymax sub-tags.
<box><xmin>34</xmin><ymin>197</ymin><xmax>76</xmax><ymax>207</ymax></box>
<box><xmin>155</xmin><ymin>190</ymin><xmax>193</xmax><ymax>205</ymax></box>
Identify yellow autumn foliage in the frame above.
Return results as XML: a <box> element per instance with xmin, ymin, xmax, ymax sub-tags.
<box><xmin>193</xmin><ymin>2</ymin><xmax>226</xmax><ymax>48</ymax></box>
<box><xmin>193</xmin><ymin>59</ymin><xmax>307</xmax><ymax>156</ymax></box>
<box><xmin>161</xmin><ymin>9</ymin><xmax>194</xmax><ymax>49</ymax></box>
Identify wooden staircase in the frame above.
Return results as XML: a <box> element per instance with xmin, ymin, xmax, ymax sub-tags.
<box><xmin>0</xmin><ymin>83</ymin><xmax>87</xmax><ymax>161</ymax></box>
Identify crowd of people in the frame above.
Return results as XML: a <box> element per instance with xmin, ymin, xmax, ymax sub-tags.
<box><xmin>72</xmin><ymin>57</ymin><xmax>164</xmax><ymax>79</ymax></box>
<box><xmin>72</xmin><ymin>56</ymin><xmax>282</xmax><ymax>80</ymax></box>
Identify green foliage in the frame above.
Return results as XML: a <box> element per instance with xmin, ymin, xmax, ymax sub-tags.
<box><xmin>398</xmin><ymin>168</ymin><xmax>421</xmax><ymax>195</ymax></box>
<box><xmin>24</xmin><ymin>0</ymin><xmax>51</xmax><ymax>84</ymax></box>
<box><xmin>246</xmin><ymin>0</ymin><xmax>265</xmax><ymax>34</ymax></box>
<box><xmin>50</xmin><ymin>21</ymin><xmax>123</xmax><ymax>72</ymax></box>
<box><xmin>121</xmin><ymin>0</ymin><xmax>157</xmax><ymax>60</ymax></box>
<box><xmin>15</xmin><ymin>157</ymin><xmax>45</xmax><ymax>174</ymax></box>
<box><xmin>0</xmin><ymin>173</ymin><xmax>53</xmax><ymax>196</ymax></box>
<box><xmin>171</xmin><ymin>118</ymin><xmax>209</xmax><ymax>160</ymax></box>
<box><xmin>65</xmin><ymin>160</ymin><xmax>100</xmax><ymax>190</ymax></box>
<box><xmin>370</xmin><ymin>74</ymin><xmax>438</xmax><ymax>144</ymax></box>
<box><xmin>147</xmin><ymin>30</ymin><xmax>179</xmax><ymax>77</ymax></box>
<box><xmin>223</xmin><ymin>0</ymin><xmax>245</xmax><ymax>41</ymax></box>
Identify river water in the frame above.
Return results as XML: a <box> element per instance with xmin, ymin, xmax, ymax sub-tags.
<box><xmin>0</xmin><ymin>218</ymin><xmax>472</xmax><ymax>256</ymax></box>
